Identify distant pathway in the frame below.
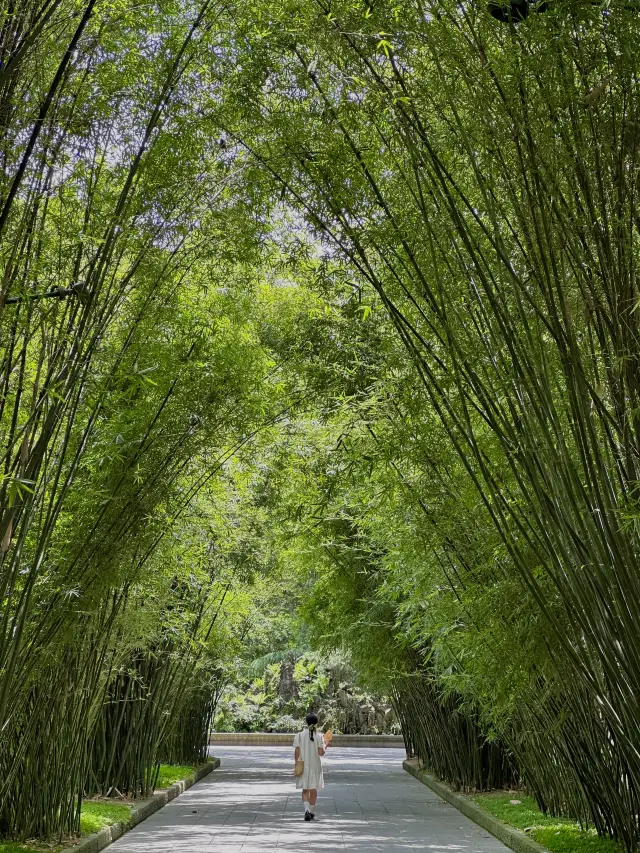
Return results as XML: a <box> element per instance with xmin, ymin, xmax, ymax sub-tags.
<box><xmin>110</xmin><ymin>746</ymin><xmax>510</xmax><ymax>852</ymax></box>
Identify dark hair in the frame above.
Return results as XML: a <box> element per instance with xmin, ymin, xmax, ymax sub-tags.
<box><xmin>306</xmin><ymin>712</ymin><xmax>318</xmax><ymax>741</ymax></box>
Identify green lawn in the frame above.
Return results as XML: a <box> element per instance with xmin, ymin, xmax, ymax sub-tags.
<box><xmin>80</xmin><ymin>802</ymin><xmax>132</xmax><ymax>835</ymax></box>
<box><xmin>472</xmin><ymin>793</ymin><xmax>625</xmax><ymax>853</ymax></box>
<box><xmin>155</xmin><ymin>764</ymin><xmax>198</xmax><ymax>789</ymax></box>
<box><xmin>0</xmin><ymin>845</ymin><xmax>42</xmax><ymax>853</ymax></box>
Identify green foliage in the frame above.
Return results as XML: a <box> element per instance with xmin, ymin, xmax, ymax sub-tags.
<box><xmin>215</xmin><ymin>650</ymin><xmax>397</xmax><ymax>734</ymax></box>
<box><xmin>206</xmin><ymin>0</ymin><xmax>640</xmax><ymax>845</ymax></box>
<box><xmin>2</xmin><ymin>0</ymin><xmax>640</xmax><ymax>849</ymax></box>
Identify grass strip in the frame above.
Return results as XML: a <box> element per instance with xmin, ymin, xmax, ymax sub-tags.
<box><xmin>0</xmin><ymin>845</ymin><xmax>43</xmax><ymax>853</ymax></box>
<box><xmin>80</xmin><ymin>802</ymin><xmax>132</xmax><ymax>835</ymax></box>
<box><xmin>155</xmin><ymin>764</ymin><xmax>198</xmax><ymax>789</ymax></box>
<box><xmin>471</xmin><ymin>794</ymin><xmax>625</xmax><ymax>853</ymax></box>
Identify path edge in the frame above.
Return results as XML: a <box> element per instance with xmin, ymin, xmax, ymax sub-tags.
<box><xmin>403</xmin><ymin>760</ymin><xmax>551</xmax><ymax>853</ymax></box>
<box><xmin>73</xmin><ymin>758</ymin><xmax>221</xmax><ymax>853</ymax></box>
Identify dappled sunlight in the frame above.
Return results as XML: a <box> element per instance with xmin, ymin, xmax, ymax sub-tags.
<box><xmin>107</xmin><ymin>747</ymin><xmax>509</xmax><ymax>853</ymax></box>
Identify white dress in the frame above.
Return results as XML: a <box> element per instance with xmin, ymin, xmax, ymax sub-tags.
<box><xmin>293</xmin><ymin>727</ymin><xmax>325</xmax><ymax>790</ymax></box>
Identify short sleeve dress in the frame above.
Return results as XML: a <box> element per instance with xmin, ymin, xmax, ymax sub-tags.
<box><xmin>293</xmin><ymin>727</ymin><xmax>326</xmax><ymax>790</ymax></box>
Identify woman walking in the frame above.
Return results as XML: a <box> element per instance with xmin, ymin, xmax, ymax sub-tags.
<box><xmin>293</xmin><ymin>712</ymin><xmax>331</xmax><ymax>821</ymax></box>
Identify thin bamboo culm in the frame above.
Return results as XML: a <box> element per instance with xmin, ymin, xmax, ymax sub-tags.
<box><xmin>393</xmin><ymin>676</ymin><xmax>517</xmax><ymax>793</ymax></box>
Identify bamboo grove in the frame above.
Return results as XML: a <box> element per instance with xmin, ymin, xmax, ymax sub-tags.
<box><xmin>2</xmin><ymin>0</ymin><xmax>640</xmax><ymax>849</ymax></box>
<box><xmin>0</xmin><ymin>0</ymin><xmax>292</xmax><ymax>838</ymax></box>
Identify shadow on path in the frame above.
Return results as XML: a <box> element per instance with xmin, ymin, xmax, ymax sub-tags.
<box><xmin>108</xmin><ymin>746</ymin><xmax>510</xmax><ymax>852</ymax></box>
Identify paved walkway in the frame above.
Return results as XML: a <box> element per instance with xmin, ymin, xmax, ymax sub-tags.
<box><xmin>110</xmin><ymin>746</ymin><xmax>510</xmax><ymax>853</ymax></box>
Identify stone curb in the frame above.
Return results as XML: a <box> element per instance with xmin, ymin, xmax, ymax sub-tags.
<box><xmin>403</xmin><ymin>761</ymin><xmax>552</xmax><ymax>853</ymax></box>
<box><xmin>71</xmin><ymin>758</ymin><xmax>221</xmax><ymax>853</ymax></box>
<box><xmin>210</xmin><ymin>733</ymin><xmax>405</xmax><ymax>747</ymax></box>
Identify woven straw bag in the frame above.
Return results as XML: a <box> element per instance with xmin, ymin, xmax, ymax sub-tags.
<box><xmin>294</xmin><ymin>759</ymin><xmax>305</xmax><ymax>777</ymax></box>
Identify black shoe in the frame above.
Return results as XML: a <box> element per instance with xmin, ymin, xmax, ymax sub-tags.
<box><xmin>304</xmin><ymin>811</ymin><xmax>311</xmax><ymax>821</ymax></box>
<box><xmin>309</xmin><ymin>812</ymin><xmax>315</xmax><ymax>820</ymax></box>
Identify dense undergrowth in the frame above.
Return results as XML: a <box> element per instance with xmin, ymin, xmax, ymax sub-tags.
<box><xmin>215</xmin><ymin>651</ymin><xmax>397</xmax><ymax>734</ymax></box>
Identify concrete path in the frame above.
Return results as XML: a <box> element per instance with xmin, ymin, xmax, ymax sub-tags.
<box><xmin>109</xmin><ymin>746</ymin><xmax>510</xmax><ymax>853</ymax></box>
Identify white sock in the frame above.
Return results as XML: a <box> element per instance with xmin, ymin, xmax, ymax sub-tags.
<box><xmin>304</xmin><ymin>802</ymin><xmax>310</xmax><ymax>813</ymax></box>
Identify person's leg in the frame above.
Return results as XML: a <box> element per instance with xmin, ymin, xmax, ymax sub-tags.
<box><xmin>302</xmin><ymin>789</ymin><xmax>311</xmax><ymax>820</ymax></box>
<box><xmin>309</xmin><ymin>789</ymin><xmax>317</xmax><ymax>818</ymax></box>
